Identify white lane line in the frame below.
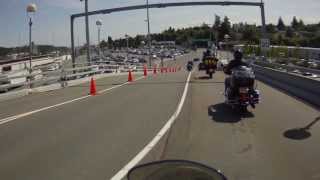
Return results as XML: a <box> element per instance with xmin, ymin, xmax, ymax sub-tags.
<box><xmin>110</xmin><ymin>72</ymin><xmax>192</xmax><ymax>180</ymax></box>
<box><xmin>0</xmin><ymin>76</ymin><xmax>145</xmax><ymax>125</ymax></box>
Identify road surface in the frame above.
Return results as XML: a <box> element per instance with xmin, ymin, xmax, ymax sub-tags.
<box><xmin>0</xmin><ymin>50</ymin><xmax>319</xmax><ymax>180</ymax></box>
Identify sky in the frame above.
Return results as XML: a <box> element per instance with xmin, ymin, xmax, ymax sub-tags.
<box><xmin>0</xmin><ymin>0</ymin><xmax>319</xmax><ymax>47</ymax></box>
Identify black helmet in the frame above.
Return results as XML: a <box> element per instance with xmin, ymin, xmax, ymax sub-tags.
<box><xmin>234</xmin><ymin>49</ymin><xmax>243</xmax><ymax>60</ymax></box>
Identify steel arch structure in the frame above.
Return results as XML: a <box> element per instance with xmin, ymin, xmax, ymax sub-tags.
<box><xmin>70</xmin><ymin>1</ymin><xmax>267</xmax><ymax>65</ymax></box>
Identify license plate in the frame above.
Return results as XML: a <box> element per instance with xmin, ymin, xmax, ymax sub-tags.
<box><xmin>239</xmin><ymin>87</ymin><xmax>249</xmax><ymax>93</ymax></box>
<box><xmin>209</xmin><ymin>69</ymin><xmax>214</xmax><ymax>72</ymax></box>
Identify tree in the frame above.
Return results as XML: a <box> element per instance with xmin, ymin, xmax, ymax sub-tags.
<box><xmin>286</xmin><ymin>27</ymin><xmax>294</xmax><ymax>38</ymax></box>
<box><xmin>218</xmin><ymin>16</ymin><xmax>231</xmax><ymax>40</ymax></box>
<box><xmin>278</xmin><ymin>34</ymin><xmax>284</xmax><ymax>45</ymax></box>
<box><xmin>277</xmin><ymin>17</ymin><xmax>286</xmax><ymax>31</ymax></box>
<box><xmin>291</xmin><ymin>16</ymin><xmax>299</xmax><ymax>30</ymax></box>
<box><xmin>298</xmin><ymin>19</ymin><xmax>305</xmax><ymax>30</ymax></box>
<box><xmin>107</xmin><ymin>36</ymin><xmax>113</xmax><ymax>49</ymax></box>
<box><xmin>99</xmin><ymin>40</ymin><xmax>108</xmax><ymax>49</ymax></box>
<box><xmin>242</xmin><ymin>25</ymin><xmax>258</xmax><ymax>43</ymax></box>
<box><xmin>214</xmin><ymin>15</ymin><xmax>221</xmax><ymax>29</ymax></box>
<box><xmin>266</xmin><ymin>23</ymin><xmax>276</xmax><ymax>33</ymax></box>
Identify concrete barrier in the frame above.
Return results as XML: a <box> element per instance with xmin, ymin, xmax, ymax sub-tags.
<box><xmin>0</xmin><ymin>72</ymin><xmax>142</xmax><ymax>102</ymax></box>
<box><xmin>253</xmin><ymin>65</ymin><xmax>320</xmax><ymax>107</ymax></box>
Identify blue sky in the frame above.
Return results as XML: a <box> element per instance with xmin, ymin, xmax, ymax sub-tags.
<box><xmin>0</xmin><ymin>0</ymin><xmax>319</xmax><ymax>47</ymax></box>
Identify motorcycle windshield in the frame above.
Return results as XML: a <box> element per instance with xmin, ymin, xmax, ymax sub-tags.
<box><xmin>127</xmin><ymin>160</ymin><xmax>226</xmax><ymax>180</ymax></box>
<box><xmin>231</xmin><ymin>66</ymin><xmax>255</xmax><ymax>79</ymax></box>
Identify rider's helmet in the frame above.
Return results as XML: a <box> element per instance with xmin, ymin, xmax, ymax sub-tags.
<box><xmin>233</xmin><ymin>49</ymin><xmax>243</xmax><ymax>60</ymax></box>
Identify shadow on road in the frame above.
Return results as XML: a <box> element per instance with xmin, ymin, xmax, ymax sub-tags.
<box><xmin>195</xmin><ymin>76</ymin><xmax>211</xmax><ymax>80</ymax></box>
<box><xmin>208</xmin><ymin>103</ymin><xmax>254</xmax><ymax>123</ymax></box>
<box><xmin>284</xmin><ymin>116</ymin><xmax>320</xmax><ymax>140</ymax></box>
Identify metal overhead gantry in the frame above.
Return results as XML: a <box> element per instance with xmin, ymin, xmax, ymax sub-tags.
<box><xmin>70</xmin><ymin>1</ymin><xmax>267</xmax><ymax>66</ymax></box>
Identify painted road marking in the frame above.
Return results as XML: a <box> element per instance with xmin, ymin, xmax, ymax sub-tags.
<box><xmin>0</xmin><ymin>76</ymin><xmax>145</xmax><ymax>125</ymax></box>
<box><xmin>110</xmin><ymin>72</ymin><xmax>192</xmax><ymax>180</ymax></box>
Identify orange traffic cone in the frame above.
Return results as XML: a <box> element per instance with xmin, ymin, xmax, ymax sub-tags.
<box><xmin>90</xmin><ymin>77</ymin><xmax>97</xmax><ymax>96</ymax></box>
<box><xmin>143</xmin><ymin>65</ymin><xmax>147</xmax><ymax>77</ymax></box>
<box><xmin>153</xmin><ymin>66</ymin><xmax>157</xmax><ymax>75</ymax></box>
<box><xmin>128</xmin><ymin>70</ymin><xmax>134</xmax><ymax>82</ymax></box>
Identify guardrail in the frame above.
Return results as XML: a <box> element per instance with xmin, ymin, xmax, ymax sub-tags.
<box><xmin>253</xmin><ymin>64</ymin><xmax>320</xmax><ymax>107</ymax></box>
<box><xmin>0</xmin><ymin>64</ymin><xmax>145</xmax><ymax>93</ymax></box>
<box><xmin>0</xmin><ymin>61</ymin><xmax>178</xmax><ymax>93</ymax></box>
<box><xmin>254</xmin><ymin>60</ymin><xmax>320</xmax><ymax>75</ymax></box>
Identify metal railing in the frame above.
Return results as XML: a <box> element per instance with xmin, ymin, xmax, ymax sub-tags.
<box><xmin>0</xmin><ymin>64</ymin><xmax>145</xmax><ymax>93</ymax></box>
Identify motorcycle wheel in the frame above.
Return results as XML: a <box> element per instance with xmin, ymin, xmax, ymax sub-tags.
<box><xmin>209</xmin><ymin>73</ymin><xmax>213</xmax><ymax>79</ymax></box>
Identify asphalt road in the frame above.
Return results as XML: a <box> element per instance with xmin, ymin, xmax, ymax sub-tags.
<box><xmin>0</xmin><ymin>51</ymin><xmax>197</xmax><ymax>180</ymax></box>
<box><xmin>0</xmin><ymin>50</ymin><xmax>319</xmax><ymax>180</ymax></box>
<box><xmin>160</xmin><ymin>61</ymin><xmax>320</xmax><ymax>180</ymax></box>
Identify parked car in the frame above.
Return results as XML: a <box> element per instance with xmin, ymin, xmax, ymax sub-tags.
<box><xmin>302</xmin><ymin>72</ymin><xmax>312</xmax><ymax>76</ymax></box>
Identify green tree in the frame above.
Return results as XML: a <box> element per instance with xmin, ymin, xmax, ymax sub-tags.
<box><xmin>298</xmin><ymin>19</ymin><xmax>305</xmax><ymax>30</ymax></box>
<box><xmin>266</xmin><ymin>23</ymin><xmax>276</xmax><ymax>33</ymax></box>
<box><xmin>242</xmin><ymin>25</ymin><xmax>258</xmax><ymax>43</ymax></box>
<box><xmin>277</xmin><ymin>17</ymin><xmax>286</xmax><ymax>31</ymax></box>
<box><xmin>286</xmin><ymin>27</ymin><xmax>294</xmax><ymax>38</ymax></box>
<box><xmin>99</xmin><ymin>40</ymin><xmax>108</xmax><ymax>49</ymax></box>
<box><xmin>291</xmin><ymin>16</ymin><xmax>299</xmax><ymax>30</ymax></box>
<box><xmin>218</xmin><ymin>16</ymin><xmax>231</xmax><ymax>40</ymax></box>
<box><xmin>214</xmin><ymin>15</ymin><xmax>221</xmax><ymax>29</ymax></box>
<box><xmin>107</xmin><ymin>36</ymin><xmax>113</xmax><ymax>49</ymax></box>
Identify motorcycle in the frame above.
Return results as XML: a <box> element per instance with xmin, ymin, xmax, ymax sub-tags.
<box><xmin>187</xmin><ymin>61</ymin><xmax>194</xmax><ymax>71</ymax></box>
<box><xmin>224</xmin><ymin>66</ymin><xmax>260</xmax><ymax>113</ymax></box>
<box><xmin>204</xmin><ymin>57</ymin><xmax>218</xmax><ymax>79</ymax></box>
<box><xmin>127</xmin><ymin>160</ymin><xmax>227</xmax><ymax>180</ymax></box>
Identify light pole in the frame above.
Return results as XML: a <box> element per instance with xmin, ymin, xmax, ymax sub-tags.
<box><xmin>26</xmin><ymin>3</ymin><xmax>37</xmax><ymax>76</ymax></box>
<box><xmin>96</xmin><ymin>20</ymin><xmax>102</xmax><ymax>60</ymax></box>
<box><xmin>125</xmin><ymin>34</ymin><xmax>129</xmax><ymax>60</ymax></box>
<box><xmin>224</xmin><ymin>34</ymin><xmax>231</xmax><ymax>60</ymax></box>
<box><xmin>146</xmin><ymin>0</ymin><xmax>152</xmax><ymax>67</ymax></box>
<box><xmin>80</xmin><ymin>0</ymin><xmax>91</xmax><ymax>65</ymax></box>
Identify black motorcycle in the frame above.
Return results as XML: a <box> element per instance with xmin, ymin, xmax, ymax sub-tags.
<box><xmin>187</xmin><ymin>61</ymin><xmax>193</xmax><ymax>71</ymax></box>
<box><xmin>224</xmin><ymin>66</ymin><xmax>260</xmax><ymax>113</ymax></box>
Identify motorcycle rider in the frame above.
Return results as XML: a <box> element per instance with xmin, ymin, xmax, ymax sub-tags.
<box><xmin>224</xmin><ymin>50</ymin><xmax>248</xmax><ymax>96</ymax></box>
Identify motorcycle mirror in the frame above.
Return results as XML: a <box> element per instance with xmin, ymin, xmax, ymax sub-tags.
<box><xmin>127</xmin><ymin>160</ymin><xmax>227</xmax><ymax>180</ymax></box>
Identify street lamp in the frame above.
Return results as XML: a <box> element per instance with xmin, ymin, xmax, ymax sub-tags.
<box><xmin>224</xmin><ymin>34</ymin><xmax>231</xmax><ymax>60</ymax></box>
<box><xmin>96</xmin><ymin>20</ymin><xmax>102</xmax><ymax>60</ymax></box>
<box><xmin>26</xmin><ymin>3</ymin><xmax>37</xmax><ymax>75</ymax></box>
<box><xmin>146</xmin><ymin>0</ymin><xmax>152</xmax><ymax>67</ymax></box>
<box><xmin>80</xmin><ymin>0</ymin><xmax>91</xmax><ymax>65</ymax></box>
